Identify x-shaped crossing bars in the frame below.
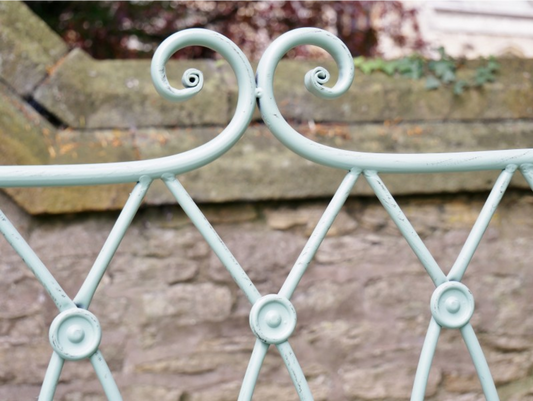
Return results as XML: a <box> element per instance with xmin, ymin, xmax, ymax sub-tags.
<box><xmin>2</xmin><ymin>25</ymin><xmax>533</xmax><ymax>400</ymax></box>
<box><xmin>365</xmin><ymin>166</ymin><xmax>518</xmax><ymax>401</ymax></box>
<box><xmin>0</xmin><ymin>28</ymin><xmax>257</xmax><ymax>400</ymax></box>
<box><xmin>256</xmin><ymin>28</ymin><xmax>533</xmax><ymax>400</ymax></box>
<box><xmin>164</xmin><ymin>169</ymin><xmax>360</xmax><ymax>401</ymax></box>
<box><xmin>0</xmin><ymin>177</ymin><xmax>151</xmax><ymax>400</ymax></box>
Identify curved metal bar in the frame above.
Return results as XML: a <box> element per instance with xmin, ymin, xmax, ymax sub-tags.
<box><xmin>277</xmin><ymin>341</ymin><xmax>314</xmax><ymax>401</ymax></box>
<box><xmin>256</xmin><ymin>28</ymin><xmax>533</xmax><ymax>173</ymax></box>
<box><xmin>410</xmin><ymin>318</ymin><xmax>441</xmax><ymax>401</ymax></box>
<box><xmin>364</xmin><ymin>171</ymin><xmax>447</xmax><ymax>287</ymax></box>
<box><xmin>448</xmin><ymin>165</ymin><xmax>515</xmax><ymax>282</ymax></box>
<box><xmin>0</xmin><ymin>209</ymin><xmax>75</xmax><ymax>312</ymax></box>
<box><xmin>461</xmin><ymin>324</ymin><xmax>500</xmax><ymax>401</ymax></box>
<box><xmin>0</xmin><ymin>29</ymin><xmax>256</xmax><ymax>187</ymax></box>
<box><xmin>237</xmin><ymin>339</ymin><xmax>269</xmax><ymax>401</ymax></box>
<box><xmin>38</xmin><ymin>352</ymin><xmax>65</xmax><ymax>401</ymax></box>
<box><xmin>91</xmin><ymin>350</ymin><xmax>123</xmax><ymax>400</ymax></box>
<box><xmin>279</xmin><ymin>168</ymin><xmax>360</xmax><ymax>300</ymax></box>
<box><xmin>74</xmin><ymin>177</ymin><xmax>152</xmax><ymax>309</ymax></box>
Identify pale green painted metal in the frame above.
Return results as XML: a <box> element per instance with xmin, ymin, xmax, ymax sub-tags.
<box><xmin>0</xmin><ymin>27</ymin><xmax>531</xmax><ymax>400</ymax></box>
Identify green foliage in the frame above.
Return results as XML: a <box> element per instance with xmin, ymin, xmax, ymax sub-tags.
<box><xmin>354</xmin><ymin>47</ymin><xmax>500</xmax><ymax>95</ymax></box>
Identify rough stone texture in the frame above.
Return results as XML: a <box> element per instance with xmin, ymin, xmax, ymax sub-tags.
<box><xmin>0</xmin><ymin>81</ymin><xmax>52</xmax><ymax>166</ymax></box>
<box><xmin>32</xmin><ymin>53</ymin><xmax>533</xmax><ymax>128</ymax></box>
<box><xmin>0</xmin><ymin>2</ymin><xmax>68</xmax><ymax>96</ymax></box>
<box><xmin>1</xmin><ymin>6</ymin><xmax>533</xmax><ymax>400</ymax></box>
<box><xmin>230</xmin><ymin>59</ymin><xmax>533</xmax><ymax>124</ymax></box>
<box><xmin>34</xmin><ymin>49</ymin><xmax>229</xmax><ymax>129</ymax></box>
<box><xmin>1</xmin><ymin>192</ymin><xmax>533</xmax><ymax>400</ymax></box>
<box><xmin>6</xmin><ymin>121</ymin><xmax>533</xmax><ymax>214</ymax></box>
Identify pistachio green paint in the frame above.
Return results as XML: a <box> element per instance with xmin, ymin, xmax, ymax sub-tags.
<box><xmin>1</xmin><ymin>27</ymin><xmax>531</xmax><ymax>401</ymax></box>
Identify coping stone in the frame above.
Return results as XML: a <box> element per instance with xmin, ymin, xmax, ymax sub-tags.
<box><xmin>0</xmin><ymin>2</ymin><xmax>68</xmax><ymax>96</ymax></box>
<box><xmin>4</xmin><ymin>121</ymin><xmax>533</xmax><ymax>214</ymax></box>
<box><xmin>34</xmin><ymin>50</ymin><xmax>229</xmax><ymax>129</ymax></box>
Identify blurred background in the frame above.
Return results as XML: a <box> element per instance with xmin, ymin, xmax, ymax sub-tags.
<box><xmin>25</xmin><ymin>0</ymin><xmax>533</xmax><ymax>61</ymax></box>
<box><xmin>25</xmin><ymin>1</ymin><xmax>423</xmax><ymax>60</ymax></box>
<box><xmin>2</xmin><ymin>1</ymin><xmax>533</xmax><ymax>400</ymax></box>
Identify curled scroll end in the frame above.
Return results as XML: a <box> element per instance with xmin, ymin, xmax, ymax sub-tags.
<box><xmin>304</xmin><ymin>66</ymin><xmax>333</xmax><ymax>98</ymax></box>
<box><xmin>150</xmin><ymin>32</ymin><xmax>207</xmax><ymax>103</ymax></box>
<box><xmin>182</xmin><ymin>68</ymin><xmax>204</xmax><ymax>89</ymax></box>
<box><xmin>151</xmin><ymin>62</ymin><xmax>204</xmax><ymax>103</ymax></box>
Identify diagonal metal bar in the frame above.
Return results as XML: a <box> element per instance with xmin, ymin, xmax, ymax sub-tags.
<box><xmin>410</xmin><ymin>318</ymin><xmax>441</xmax><ymax>401</ymax></box>
<box><xmin>277</xmin><ymin>341</ymin><xmax>314</xmax><ymax>400</ymax></box>
<box><xmin>238</xmin><ymin>339</ymin><xmax>269</xmax><ymax>401</ymax></box>
<box><xmin>163</xmin><ymin>174</ymin><xmax>261</xmax><ymax>304</ymax></box>
<box><xmin>74</xmin><ymin>177</ymin><xmax>152</xmax><ymax>309</ymax></box>
<box><xmin>519</xmin><ymin>164</ymin><xmax>533</xmax><ymax>190</ymax></box>
<box><xmin>91</xmin><ymin>350</ymin><xmax>123</xmax><ymax>401</ymax></box>
<box><xmin>38</xmin><ymin>352</ymin><xmax>65</xmax><ymax>401</ymax></box>
<box><xmin>461</xmin><ymin>323</ymin><xmax>500</xmax><ymax>401</ymax></box>
<box><xmin>279</xmin><ymin>169</ymin><xmax>360</xmax><ymax>300</ymax></box>
<box><xmin>447</xmin><ymin>165</ymin><xmax>515</xmax><ymax>282</ymax></box>
<box><xmin>0</xmin><ymin>209</ymin><xmax>75</xmax><ymax>312</ymax></box>
<box><xmin>364</xmin><ymin>170</ymin><xmax>447</xmax><ymax>287</ymax></box>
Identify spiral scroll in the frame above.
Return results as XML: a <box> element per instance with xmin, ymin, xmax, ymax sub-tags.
<box><xmin>0</xmin><ymin>29</ymin><xmax>256</xmax><ymax>187</ymax></box>
<box><xmin>256</xmin><ymin>28</ymin><xmax>533</xmax><ymax>173</ymax></box>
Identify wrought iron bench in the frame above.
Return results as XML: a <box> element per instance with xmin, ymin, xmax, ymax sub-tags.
<box><xmin>1</xmin><ymin>28</ymin><xmax>532</xmax><ymax>400</ymax></box>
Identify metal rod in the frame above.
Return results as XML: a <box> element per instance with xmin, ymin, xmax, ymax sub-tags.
<box><xmin>410</xmin><ymin>318</ymin><xmax>441</xmax><ymax>401</ymax></box>
<box><xmin>277</xmin><ymin>341</ymin><xmax>314</xmax><ymax>400</ymax></box>
<box><xmin>364</xmin><ymin>171</ymin><xmax>447</xmax><ymax>287</ymax></box>
<box><xmin>91</xmin><ymin>350</ymin><xmax>123</xmax><ymax>401</ymax></box>
<box><xmin>237</xmin><ymin>339</ymin><xmax>269</xmax><ymax>401</ymax></box>
<box><xmin>74</xmin><ymin>177</ymin><xmax>151</xmax><ymax>309</ymax></box>
<box><xmin>38</xmin><ymin>352</ymin><xmax>64</xmax><ymax>401</ymax></box>
<box><xmin>0</xmin><ymin>209</ymin><xmax>75</xmax><ymax>312</ymax></box>
<box><xmin>279</xmin><ymin>169</ymin><xmax>359</xmax><ymax>300</ymax></box>
<box><xmin>461</xmin><ymin>324</ymin><xmax>500</xmax><ymax>401</ymax></box>
<box><xmin>448</xmin><ymin>166</ymin><xmax>515</xmax><ymax>282</ymax></box>
<box><xmin>164</xmin><ymin>174</ymin><xmax>261</xmax><ymax>304</ymax></box>
<box><xmin>520</xmin><ymin>164</ymin><xmax>533</xmax><ymax>189</ymax></box>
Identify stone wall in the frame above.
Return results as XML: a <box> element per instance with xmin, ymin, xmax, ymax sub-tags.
<box><xmin>1</xmin><ymin>2</ymin><xmax>533</xmax><ymax>400</ymax></box>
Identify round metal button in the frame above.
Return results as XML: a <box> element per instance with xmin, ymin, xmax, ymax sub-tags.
<box><xmin>249</xmin><ymin>294</ymin><xmax>297</xmax><ymax>344</ymax></box>
<box><xmin>430</xmin><ymin>281</ymin><xmax>474</xmax><ymax>329</ymax></box>
<box><xmin>49</xmin><ymin>308</ymin><xmax>102</xmax><ymax>361</ymax></box>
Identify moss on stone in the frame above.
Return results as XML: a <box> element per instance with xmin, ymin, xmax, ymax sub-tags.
<box><xmin>0</xmin><ymin>2</ymin><xmax>68</xmax><ymax>96</ymax></box>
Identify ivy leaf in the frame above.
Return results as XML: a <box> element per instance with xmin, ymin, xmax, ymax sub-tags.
<box><xmin>357</xmin><ymin>59</ymin><xmax>387</xmax><ymax>75</ymax></box>
<box><xmin>453</xmin><ymin>80</ymin><xmax>468</xmax><ymax>95</ymax></box>
<box><xmin>475</xmin><ymin>66</ymin><xmax>496</xmax><ymax>86</ymax></box>
<box><xmin>425</xmin><ymin>75</ymin><xmax>441</xmax><ymax>90</ymax></box>
<box><xmin>441</xmin><ymin>68</ymin><xmax>456</xmax><ymax>84</ymax></box>
<box><xmin>353</xmin><ymin>56</ymin><xmax>366</xmax><ymax>68</ymax></box>
<box><xmin>487</xmin><ymin>57</ymin><xmax>500</xmax><ymax>73</ymax></box>
<box><xmin>429</xmin><ymin>59</ymin><xmax>455</xmax><ymax>81</ymax></box>
<box><xmin>396</xmin><ymin>57</ymin><xmax>423</xmax><ymax>79</ymax></box>
<box><xmin>436</xmin><ymin>46</ymin><xmax>447</xmax><ymax>59</ymax></box>
<box><xmin>381</xmin><ymin>60</ymin><xmax>397</xmax><ymax>76</ymax></box>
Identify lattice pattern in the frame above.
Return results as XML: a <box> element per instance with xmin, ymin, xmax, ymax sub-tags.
<box><xmin>1</xmin><ymin>28</ymin><xmax>533</xmax><ymax>401</ymax></box>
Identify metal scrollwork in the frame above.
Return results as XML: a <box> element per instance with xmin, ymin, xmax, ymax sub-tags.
<box><xmin>256</xmin><ymin>29</ymin><xmax>533</xmax><ymax>174</ymax></box>
<box><xmin>2</xmin><ymin>26</ymin><xmax>533</xmax><ymax>401</ymax></box>
<box><xmin>0</xmin><ymin>29</ymin><xmax>256</xmax><ymax>187</ymax></box>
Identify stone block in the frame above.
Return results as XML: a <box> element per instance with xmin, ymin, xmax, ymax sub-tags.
<box><xmin>255</xmin><ymin>59</ymin><xmax>533</xmax><ymax>124</ymax></box>
<box><xmin>208</xmin><ymin>224</ymin><xmax>306</xmax><ymax>284</ymax></box>
<box><xmin>142</xmin><ymin>283</ymin><xmax>233</xmax><ymax>325</ymax></box>
<box><xmin>0</xmin><ymin>81</ymin><xmax>52</xmax><ymax>166</ymax></box>
<box><xmin>34</xmin><ymin>49</ymin><xmax>229</xmax><ymax>128</ymax></box>
<box><xmin>5</xmin><ymin>120</ymin><xmax>533</xmax><ymax>215</ymax></box>
<box><xmin>0</xmin><ymin>2</ymin><xmax>68</xmax><ymax>96</ymax></box>
<box><xmin>341</xmin><ymin>361</ymin><xmax>441</xmax><ymax>399</ymax></box>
